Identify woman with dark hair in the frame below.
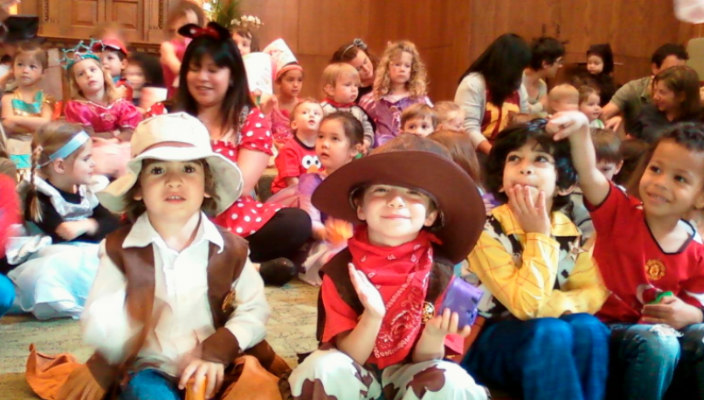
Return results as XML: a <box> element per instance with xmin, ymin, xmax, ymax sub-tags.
<box><xmin>331</xmin><ymin>38</ymin><xmax>376</xmax><ymax>102</ymax></box>
<box><xmin>522</xmin><ymin>37</ymin><xmax>565</xmax><ymax>115</ymax></box>
<box><xmin>632</xmin><ymin>65</ymin><xmax>703</xmax><ymax>143</ymax></box>
<box><xmin>454</xmin><ymin>33</ymin><xmax>532</xmax><ymax>154</ymax></box>
<box><xmin>175</xmin><ymin>22</ymin><xmax>312</xmax><ymax>285</ymax></box>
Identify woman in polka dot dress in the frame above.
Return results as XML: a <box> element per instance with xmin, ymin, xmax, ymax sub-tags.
<box><xmin>175</xmin><ymin>22</ymin><xmax>312</xmax><ymax>285</ymax></box>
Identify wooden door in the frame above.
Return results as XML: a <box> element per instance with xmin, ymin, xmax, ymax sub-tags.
<box><xmin>106</xmin><ymin>0</ymin><xmax>143</xmax><ymax>42</ymax></box>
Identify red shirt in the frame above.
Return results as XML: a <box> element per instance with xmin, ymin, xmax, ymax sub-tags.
<box><xmin>271</xmin><ymin>136</ymin><xmax>320</xmax><ymax>194</ymax></box>
<box><xmin>588</xmin><ymin>183</ymin><xmax>704</xmax><ymax>323</ymax></box>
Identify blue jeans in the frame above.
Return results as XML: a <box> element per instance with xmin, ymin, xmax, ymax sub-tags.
<box><xmin>0</xmin><ymin>274</ymin><xmax>15</xmax><ymax>317</ymax></box>
<box><xmin>462</xmin><ymin>313</ymin><xmax>609</xmax><ymax>400</ymax></box>
<box><xmin>119</xmin><ymin>369</ymin><xmax>181</xmax><ymax>400</ymax></box>
<box><xmin>608</xmin><ymin>323</ymin><xmax>704</xmax><ymax>400</ymax></box>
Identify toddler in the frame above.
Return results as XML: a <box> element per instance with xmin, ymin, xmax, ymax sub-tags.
<box><xmin>434</xmin><ymin>101</ymin><xmax>465</xmax><ymax>132</ymax></box>
<box><xmin>320</xmin><ymin>62</ymin><xmax>374</xmax><ymax>151</ymax></box>
<box><xmin>400</xmin><ymin>103</ymin><xmax>437</xmax><ymax>137</ymax></box>
<box><xmin>547</xmin><ymin>83</ymin><xmax>579</xmax><ymax>114</ymax></box>
<box><xmin>93</xmin><ymin>37</ymin><xmax>131</xmax><ymax>100</ymax></box>
<box><xmin>579</xmin><ymin>85</ymin><xmax>604</xmax><ymax>128</ymax></box>
<box><xmin>270</xmin><ymin>99</ymin><xmax>322</xmax><ymax>194</ymax></box>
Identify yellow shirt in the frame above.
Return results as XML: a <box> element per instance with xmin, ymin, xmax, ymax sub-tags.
<box><xmin>467</xmin><ymin>204</ymin><xmax>608</xmax><ymax>320</ymax></box>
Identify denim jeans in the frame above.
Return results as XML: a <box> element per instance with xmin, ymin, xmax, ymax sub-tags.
<box><xmin>0</xmin><ymin>274</ymin><xmax>15</xmax><ymax>317</ymax></box>
<box><xmin>608</xmin><ymin>322</ymin><xmax>704</xmax><ymax>400</ymax></box>
<box><xmin>119</xmin><ymin>369</ymin><xmax>181</xmax><ymax>400</ymax></box>
<box><xmin>462</xmin><ymin>313</ymin><xmax>609</xmax><ymax>400</ymax></box>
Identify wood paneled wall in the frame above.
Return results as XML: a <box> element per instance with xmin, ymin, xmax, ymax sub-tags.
<box><xmin>17</xmin><ymin>0</ymin><xmax>704</xmax><ymax>101</ymax></box>
<box><xmin>241</xmin><ymin>0</ymin><xmax>703</xmax><ymax>101</ymax></box>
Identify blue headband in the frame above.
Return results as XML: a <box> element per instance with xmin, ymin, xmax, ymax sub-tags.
<box><xmin>39</xmin><ymin>131</ymin><xmax>90</xmax><ymax>167</ymax></box>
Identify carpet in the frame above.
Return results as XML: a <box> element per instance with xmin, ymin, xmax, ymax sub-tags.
<box><xmin>0</xmin><ymin>280</ymin><xmax>319</xmax><ymax>399</ymax></box>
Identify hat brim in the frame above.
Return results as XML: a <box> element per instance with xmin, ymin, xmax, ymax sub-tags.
<box><xmin>312</xmin><ymin>151</ymin><xmax>486</xmax><ymax>263</ymax></box>
<box><xmin>97</xmin><ymin>147</ymin><xmax>242</xmax><ymax>215</ymax></box>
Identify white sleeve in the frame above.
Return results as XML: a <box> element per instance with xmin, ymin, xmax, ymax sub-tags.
<box><xmin>224</xmin><ymin>258</ymin><xmax>270</xmax><ymax>351</ymax></box>
<box><xmin>81</xmin><ymin>240</ymin><xmax>140</xmax><ymax>365</ymax></box>
<box><xmin>454</xmin><ymin>73</ymin><xmax>487</xmax><ymax>148</ymax></box>
<box><xmin>518</xmin><ymin>83</ymin><xmax>530</xmax><ymax>113</ymax></box>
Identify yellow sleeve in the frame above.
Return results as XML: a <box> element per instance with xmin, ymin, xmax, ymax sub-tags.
<box><xmin>468</xmin><ymin>230</ymin><xmax>560</xmax><ymax>320</ymax></box>
<box><xmin>536</xmin><ymin>251</ymin><xmax>610</xmax><ymax>318</ymax></box>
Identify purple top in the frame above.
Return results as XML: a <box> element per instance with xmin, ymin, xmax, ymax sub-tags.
<box><xmin>359</xmin><ymin>93</ymin><xmax>432</xmax><ymax>147</ymax></box>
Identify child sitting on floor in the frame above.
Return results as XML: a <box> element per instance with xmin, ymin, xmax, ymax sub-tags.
<box><xmin>49</xmin><ymin>113</ymin><xmax>288</xmax><ymax>400</ymax></box>
<box><xmin>579</xmin><ymin>86</ymin><xmax>605</xmax><ymax>129</ymax></box>
<box><xmin>270</xmin><ymin>99</ymin><xmax>323</xmax><ymax>194</ymax></box>
<box><xmin>547</xmin><ymin>83</ymin><xmax>579</xmax><ymax>114</ymax></box>
<box><xmin>320</xmin><ymin>62</ymin><xmax>375</xmax><ymax>151</ymax></box>
<box><xmin>400</xmin><ymin>103</ymin><xmax>437</xmax><ymax>137</ymax></box>
<box><xmin>553</xmin><ymin>113</ymin><xmax>704</xmax><ymax>399</ymax></box>
<box><xmin>288</xmin><ymin>134</ymin><xmax>489</xmax><ymax>399</ymax></box>
<box><xmin>434</xmin><ymin>101</ymin><xmax>465</xmax><ymax>132</ymax></box>
<box><xmin>8</xmin><ymin>122</ymin><xmax>119</xmax><ymax>320</ymax></box>
<box><xmin>462</xmin><ymin>118</ymin><xmax>610</xmax><ymax>400</ymax></box>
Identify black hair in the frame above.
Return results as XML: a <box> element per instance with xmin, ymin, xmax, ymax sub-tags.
<box><xmin>529</xmin><ymin>37</ymin><xmax>565</xmax><ymax>70</ymax></box>
<box><xmin>587</xmin><ymin>43</ymin><xmax>614</xmax><ymax>75</ymax></box>
<box><xmin>175</xmin><ymin>22</ymin><xmax>254</xmax><ymax>135</ymax></box>
<box><xmin>651</xmin><ymin>43</ymin><xmax>688</xmax><ymax>68</ymax></box>
<box><xmin>460</xmin><ymin>33</ymin><xmax>531</xmax><ymax>106</ymax></box>
<box><xmin>625</xmin><ymin>122</ymin><xmax>704</xmax><ymax>196</ymax></box>
<box><xmin>127</xmin><ymin>52</ymin><xmax>164</xmax><ymax>86</ymax></box>
<box><xmin>485</xmin><ymin>119</ymin><xmax>577</xmax><ymax>210</ymax></box>
<box><xmin>320</xmin><ymin>111</ymin><xmax>364</xmax><ymax>146</ymax></box>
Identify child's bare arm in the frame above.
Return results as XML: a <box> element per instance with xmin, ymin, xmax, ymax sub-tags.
<box><xmin>641</xmin><ymin>295</ymin><xmax>703</xmax><ymax>329</ymax></box>
<box><xmin>336</xmin><ymin>264</ymin><xmax>384</xmax><ymax>365</ymax></box>
<box><xmin>547</xmin><ymin>111</ymin><xmax>610</xmax><ymax>206</ymax></box>
<box><xmin>284</xmin><ymin>176</ymin><xmax>299</xmax><ymax>188</ymax></box>
<box><xmin>55</xmin><ymin>219</ymin><xmax>99</xmax><ymax>241</ymax></box>
<box><xmin>160</xmin><ymin>41</ymin><xmax>181</xmax><ymax>74</ymax></box>
<box><xmin>413</xmin><ymin>308</ymin><xmax>471</xmax><ymax>362</ymax></box>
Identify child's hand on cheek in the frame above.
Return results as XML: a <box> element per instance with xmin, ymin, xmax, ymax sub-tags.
<box><xmin>641</xmin><ymin>295</ymin><xmax>704</xmax><ymax>330</ymax></box>
<box><xmin>424</xmin><ymin>308</ymin><xmax>472</xmax><ymax>338</ymax></box>
<box><xmin>178</xmin><ymin>358</ymin><xmax>225</xmax><ymax>399</ymax></box>
<box><xmin>546</xmin><ymin>111</ymin><xmax>589</xmax><ymax>141</ymax></box>
<box><xmin>349</xmin><ymin>263</ymin><xmax>385</xmax><ymax>320</ymax></box>
<box><xmin>507</xmin><ymin>184</ymin><xmax>551</xmax><ymax>236</ymax></box>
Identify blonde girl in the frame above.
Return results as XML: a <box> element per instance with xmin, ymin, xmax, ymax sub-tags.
<box><xmin>63</xmin><ymin>46</ymin><xmax>142</xmax><ymax>178</ymax></box>
<box><xmin>1</xmin><ymin>42</ymin><xmax>53</xmax><ymax>177</ymax></box>
<box><xmin>7</xmin><ymin>122</ymin><xmax>119</xmax><ymax>320</ymax></box>
<box><xmin>360</xmin><ymin>40</ymin><xmax>432</xmax><ymax>146</ymax></box>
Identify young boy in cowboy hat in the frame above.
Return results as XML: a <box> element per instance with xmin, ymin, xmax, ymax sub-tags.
<box><xmin>287</xmin><ymin>134</ymin><xmax>489</xmax><ymax>399</ymax></box>
<box><xmin>55</xmin><ymin>112</ymin><xmax>287</xmax><ymax>400</ymax></box>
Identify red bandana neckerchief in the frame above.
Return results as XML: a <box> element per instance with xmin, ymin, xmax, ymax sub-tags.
<box><xmin>324</xmin><ymin>98</ymin><xmax>355</xmax><ymax>108</ymax></box>
<box><xmin>347</xmin><ymin>226</ymin><xmax>439</xmax><ymax>369</ymax></box>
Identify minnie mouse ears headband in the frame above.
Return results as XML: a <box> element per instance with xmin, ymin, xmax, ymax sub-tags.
<box><xmin>178</xmin><ymin>22</ymin><xmax>231</xmax><ymax>42</ymax></box>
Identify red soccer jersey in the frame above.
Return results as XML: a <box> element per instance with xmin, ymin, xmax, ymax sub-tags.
<box><xmin>588</xmin><ymin>183</ymin><xmax>704</xmax><ymax>323</ymax></box>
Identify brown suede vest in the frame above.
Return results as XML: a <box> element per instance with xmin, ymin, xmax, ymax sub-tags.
<box><xmin>316</xmin><ymin>248</ymin><xmax>454</xmax><ymax>342</ymax></box>
<box><xmin>86</xmin><ymin>223</ymin><xmax>279</xmax><ymax>390</ymax></box>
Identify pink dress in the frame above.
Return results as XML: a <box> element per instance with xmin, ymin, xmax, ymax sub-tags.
<box><xmin>270</xmin><ymin>104</ymin><xmax>294</xmax><ymax>147</ymax></box>
<box><xmin>64</xmin><ymin>99</ymin><xmax>142</xmax><ymax>177</ymax></box>
<box><xmin>212</xmin><ymin>108</ymin><xmax>283</xmax><ymax>236</ymax></box>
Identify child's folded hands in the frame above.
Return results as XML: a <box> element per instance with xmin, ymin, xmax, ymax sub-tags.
<box><xmin>546</xmin><ymin>111</ymin><xmax>590</xmax><ymax>141</ymax></box>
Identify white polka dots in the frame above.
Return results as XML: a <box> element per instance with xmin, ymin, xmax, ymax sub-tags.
<box><xmin>255</xmin><ymin>217</ymin><xmax>262</xmax><ymax>222</ymax></box>
<box><xmin>231</xmin><ymin>213</ymin><xmax>238</xmax><ymax>220</ymax></box>
<box><xmin>237</xmin><ymin>203</ymin><xmax>244</xmax><ymax>208</ymax></box>
<box><xmin>244</xmin><ymin>216</ymin><xmax>251</xmax><ymax>222</ymax></box>
<box><xmin>256</xmin><ymin>204</ymin><xmax>263</xmax><ymax>208</ymax></box>
<box><xmin>265</xmin><ymin>131</ymin><xmax>271</xmax><ymax>136</ymax></box>
<box><xmin>255</xmin><ymin>122</ymin><xmax>262</xmax><ymax>128</ymax></box>
<box><xmin>249</xmin><ymin>230</ymin><xmax>256</xmax><ymax>235</ymax></box>
<box><xmin>259</xmin><ymin>113</ymin><xmax>265</xmax><ymax>118</ymax></box>
<box><xmin>236</xmin><ymin>227</ymin><xmax>243</xmax><ymax>234</ymax></box>
<box><xmin>246</xmin><ymin>131</ymin><xmax>254</xmax><ymax>137</ymax></box>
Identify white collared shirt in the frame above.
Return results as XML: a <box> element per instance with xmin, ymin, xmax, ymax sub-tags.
<box><xmin>81</xmin><ymin>212</ymin><xmax>269</xmax><ymax>376</ymax></box>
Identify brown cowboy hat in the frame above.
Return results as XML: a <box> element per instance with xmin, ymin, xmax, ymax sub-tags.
<box><xmin>312</xmin><ymin>135</ymin><xmax>485</xmax><ymax>263</ymax></box>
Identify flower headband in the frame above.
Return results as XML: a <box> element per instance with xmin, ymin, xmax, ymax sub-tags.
<box><xmin>231</xmin><ymin>15</ymin><xmax>262</xmax><ymax>31</ymax></box>
<box><xmin>178</xmin><ymin>22</ymin><xmax>231</xmax><ymax>42</ymax></box>
<box><xmin>341</xmin><ymin>38</ymin><xmax>368</xmax><ymax>57</ymax></box>
<box><xmin>60</xmin><ymin>40</ymin><xmax>100</xmax><ymax>70</ymax></box>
